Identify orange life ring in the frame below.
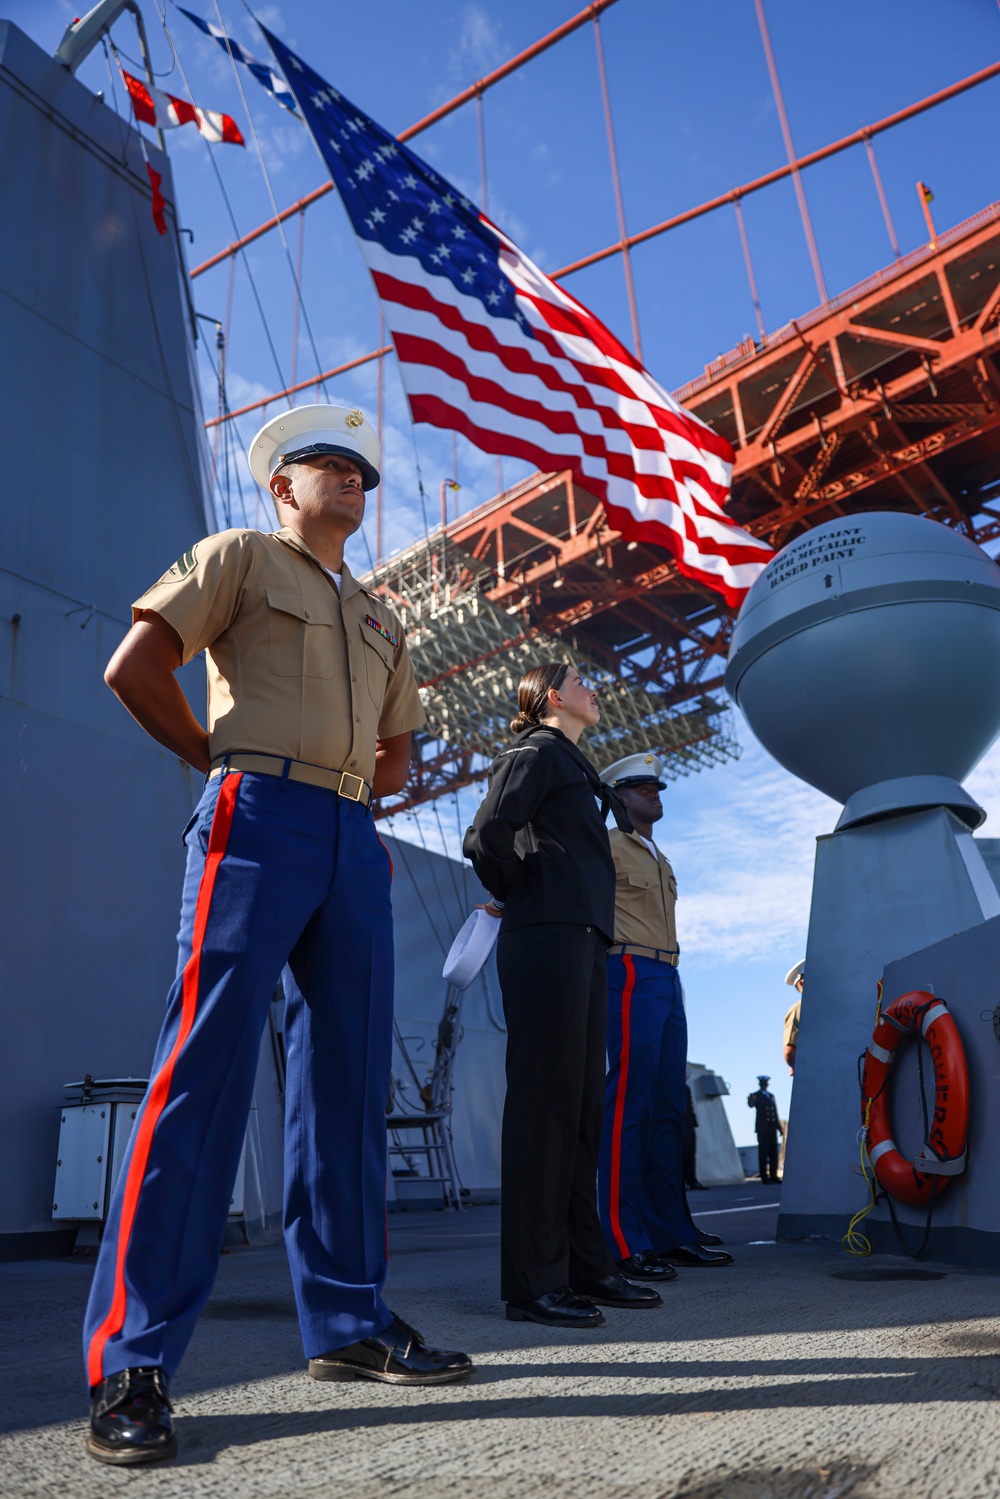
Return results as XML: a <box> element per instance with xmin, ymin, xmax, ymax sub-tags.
<box><xmin>860</xmin><ymin>989</ymin><xmax>969</xmax><ymax>1207</ymax></box>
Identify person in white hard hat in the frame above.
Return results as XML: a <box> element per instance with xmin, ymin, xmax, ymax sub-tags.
<box><xmin>597</xmin><ymin>753</ymin><xmax>733</xmax><ymax>1277</ymax></box>
<box><xmin>784</xmin><ymin>960</ymin><xmax>805</xmax><ymax>1074</ymax></box>
<box><xmin>83</xmin><ymin>405</ymin><xmax>472</xmax><ymax>1468</ymax></box>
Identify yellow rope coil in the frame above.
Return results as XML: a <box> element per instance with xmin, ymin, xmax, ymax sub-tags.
<box><xmin>841</xmin><ymin>981</ymin><xmax>883</xmax><ymax>1256</ymax></box>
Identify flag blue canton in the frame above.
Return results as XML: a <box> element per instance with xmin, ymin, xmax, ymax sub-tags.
<box><xmin>260</xmin><ymin>25</ymin><xmax>531</xmax><ymax>336</ymax></box>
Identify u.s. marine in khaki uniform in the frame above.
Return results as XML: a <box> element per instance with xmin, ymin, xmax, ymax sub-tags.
<box><xmin>83</xmin><ymin>406</ymin><xmax>472</xmax><ymax>1470</ymax></box>
<box><xmin>597</xmin><ymin>754</ymin><xmax>733</xmax><ymax>1283</ymax></box>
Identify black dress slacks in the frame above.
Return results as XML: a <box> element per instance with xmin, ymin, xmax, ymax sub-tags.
<box><xmin>757</xmin><ymin>1132</ymin><xmax>779</xmax><ymax>1183</ymax></box>
<box><xmin>497</xmin><ymin>922</ymin><xmax>618</xmax><ymax>1303</ymax></box>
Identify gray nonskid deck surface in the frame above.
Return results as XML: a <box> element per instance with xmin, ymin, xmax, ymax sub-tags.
<box><xmin>2</xmin><ymin>1190</ymin><xmax>1000</xmax><ymax>1499</ymax></box>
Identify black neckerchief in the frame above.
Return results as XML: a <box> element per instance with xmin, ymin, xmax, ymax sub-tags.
<box><xmin>515</xmin><ymin>724</ymin><xmax>634</xmax><ymax>834</ymax></box>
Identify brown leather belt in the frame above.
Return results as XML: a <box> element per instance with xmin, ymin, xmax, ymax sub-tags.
<box><xmin>608</xmin><ymin>943</ymin><xmax>680</xmax><ymax>967</ymax></box>
<box><xmin>209</xmin><ymin>753</ymin><xmax>372</xmax><ymax>807</ymax></box>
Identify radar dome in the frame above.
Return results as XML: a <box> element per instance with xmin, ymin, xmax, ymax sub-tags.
<box><xmin>725</xmin><ymin>512</ymin><xmax>1000</xmax><ymax>828</ymax></box>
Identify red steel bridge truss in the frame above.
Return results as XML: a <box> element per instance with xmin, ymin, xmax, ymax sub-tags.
<box><xmin>376</xmin><ymin>203</ymin><xmax>1000</xmax><ymax>813</ymax></box>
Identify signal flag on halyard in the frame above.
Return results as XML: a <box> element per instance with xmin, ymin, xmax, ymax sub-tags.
<box><xmin>145</xmin><ymin>163</ymin><xmax>168</xmax><ymax>236</ymax></box>
<box><xmin>176</xmin><ymin>8</ymin><xmax>299</xmax><ymax>116</ymax></box>
<box><xmin>259</xmin><ymin>25</ymin><xmax>774</xmax><ymax>606</ymax></box>
<box><xmin>120</xmin><ymin>70</ymin><xmax>245</xmax><ymax>146</ymax></box>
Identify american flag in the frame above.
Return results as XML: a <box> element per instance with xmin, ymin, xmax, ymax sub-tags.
<box><xmin>259</xmin><ymin>25</ymin><xmax>773</xmax><ymax>606</ymax></box>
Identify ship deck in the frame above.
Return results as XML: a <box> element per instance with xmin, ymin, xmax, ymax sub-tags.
<box><xmin>2</xmin><ymin>1186</ymin><xmax>999</xmax><ymax>1498</ymax></box>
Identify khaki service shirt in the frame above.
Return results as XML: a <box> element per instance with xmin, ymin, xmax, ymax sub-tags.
<box><xmin>783</xmin><ymin>999</ymin><xmax>801</xmax><ymax>1049</ymax></box>
<box><xmin>609</xmin><ymin>828</ymin><xmax>679</xmax><ymax>952</ymax></box>
<box><xmin>133</xmin><ymin>526</ymin><xmax>425</xmax><ymax>782</ymax></box>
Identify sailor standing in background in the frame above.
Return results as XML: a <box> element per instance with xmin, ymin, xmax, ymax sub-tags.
<box><xmin>598</xmin><ymin>755</ymin><xmax>733</xmax><ymax>1275</ymax></box>
<box><xmin>83</xmin><ymin>405</ymin><xmax>471</xmax><ymax>1467</ymax></box>
<box><xmin>747</xmin><ymin>1074</ymin><xmax>783</xmax><ymax>1183</ymax></box>
<box><xmin>464</xmin><ymin>663</ymin><xmax>663</xmax><ymax>1326</ymax></box>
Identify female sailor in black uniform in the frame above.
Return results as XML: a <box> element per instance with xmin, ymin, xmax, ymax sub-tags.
<box><xmin>464</xmin><ymin>663</ymin><xmax>663</xmax><ymax>1327</ymax></box>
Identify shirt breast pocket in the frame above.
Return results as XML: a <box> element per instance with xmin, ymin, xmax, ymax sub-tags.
<box><xmin>624</xmin><ymin>866</ymin><xmax>660</xmax><ymax>916</ymax></box>
<box><xmin>266</xmin><ymin>589</ymin><xmax>334</xmax><ymax>678</ymax></box>
<box><xmin>360</xmin><ymin>622</ymin><xmax>395</xmax><ymax>711</ymax></box>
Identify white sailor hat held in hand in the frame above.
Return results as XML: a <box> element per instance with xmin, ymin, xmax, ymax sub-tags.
<box><xmin>442</xmin><ymin>909</ymin><xmax>501</xmax><ymax>990</ymax></box>
<box><xmin>600</xmin><ymin>751</ymin><xmax>667</xmax><ymax>791</ymax></box>
<box><xmin>248</xmin><ymin>403</ymin><xmax>381</xmax><ymax>492</ymax></box>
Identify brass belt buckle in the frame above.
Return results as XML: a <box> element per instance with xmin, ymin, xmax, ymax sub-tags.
<box><xmin>337</xmin><ymin>771</ymin><xmax>365</xmax><ymax>802</ymax></box>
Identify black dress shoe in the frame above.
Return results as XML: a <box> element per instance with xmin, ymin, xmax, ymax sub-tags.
<box><xmin>687</xmin><ymin>1182</ymin><xmax>711</xmax><ymax>1190</ymax></box>
<box><xmin>571</xmin><ymin>1273</ymin><xmax>663</xmax><ymax>1309</ymax></box>
<box><xmin>657</xmin><ymin>1243</ymin><xmax>734</xmax><ymax>1267</ymax></box>
<box><xmin>309</xmin><ymin>1314</ymin><xmax>473</xmax><ymax>1385</ymax></box>
<box><xmin>694</xmin><ymin>1232</ymin><xmax>725</xmax><ymax>1246</ymax></box>
<box><xmin>87</xmin><ymin>1367</ymin><xmax>176</xmax><ymax>1466</ymax></box>
<box><xmin>506</xmin><ymin>1287</ymin><xmax>604</xmax><ymax>1327</ymax></box>
<box><xmin>617</xmin><ymin>1251</ymin><xmax>677</xmax><ymax>1282</ymax></box>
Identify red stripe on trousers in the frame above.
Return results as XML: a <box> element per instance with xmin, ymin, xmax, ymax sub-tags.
<box><xmin>86</xmin><ymin>773</ymin><xmax>243</xmax><ymax>1388</ymax></box>
<box><xmin>376</xmin><ymin>827</ymin><xmax>392</xmax><ymax>1263</ymax></box>
<box><xmin>608</xmin><ymin>955</ymin><xmax>636</xmax><ymax>1261</ymax></box>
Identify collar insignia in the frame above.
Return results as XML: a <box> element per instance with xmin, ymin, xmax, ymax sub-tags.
<box><xmin>365</xmin><ymin>614</ymin><xmax>398</xmax><ymax>648</ymax></box>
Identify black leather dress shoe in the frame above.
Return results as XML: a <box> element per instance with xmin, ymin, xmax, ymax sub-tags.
<box><xmin>617</xmin><ymin>1251</ymin><xmax>677</xmax><ymax>1282</ymax></box>
<box><xmin>309</xmin><ymin>1314</ymin><xmax>473</xmax><ymax>1385</ymax></box>
<box><xmin>506</xmin><ymin>1287</ymin><xmax>604</xmax><ymax>1327</ymax></box>
<box><xmin>87</xmin><ymin>1367</ymin><xmax>176</xmax><ymax>1466</ymax></box>
<box><xmin>687</xmin><ymin>1181</ymin><xmax>711</xmax><ymax>1190</ymax></box>
<box><xmin>571</xmin><ymin>1273</ymin><xmax>663</xmax><ymax>1309</ymax></box>
<box><xmin>694</xmin><ymin>1232</ymin><xmax>724</xmax><ymax>1247</ymax></box>
<box><xmin>657</xmin><ymin>1243</ymin><xmax>734</xmax><ymax>1267</ymax></box>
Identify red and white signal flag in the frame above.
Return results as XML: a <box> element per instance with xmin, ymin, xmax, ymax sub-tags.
<box><xmin>260</xmin><ymin>26</ymin><xmax>773</xmax><ymax>606</ymax></box>
<box><xmin>120</xmin><ymin>70</ymin><xmax>245</xmax><ymax>146</ymax></box>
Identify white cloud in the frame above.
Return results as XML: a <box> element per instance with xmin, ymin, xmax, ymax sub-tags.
<box><xmin>666</xmin><ymin>733</ymin><xmax>836</xmax><ymax>964</ymax></box>
<box><xmin>447</xmin><ymin>5</ymin><xmax>506</xmax><ymax>81</ymax></box>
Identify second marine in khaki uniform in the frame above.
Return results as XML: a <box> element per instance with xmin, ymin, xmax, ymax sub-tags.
<box><xmin>597</xmin><ymin>754</ymin><xmax>732</xmax><ymax>1279</ymax></box>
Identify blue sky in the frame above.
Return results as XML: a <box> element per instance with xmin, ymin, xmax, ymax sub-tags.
<box><xmin>11</xmin><ymin>0</ymin><xmax>1000</xmax><ymax>1141</ymax></box>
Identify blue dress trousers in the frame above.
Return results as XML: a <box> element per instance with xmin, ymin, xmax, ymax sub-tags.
<box><xmin>84</xmin><ymin>768</ymin><xmax>394</xmax><ymax>1387</ymax></box>
<box><xmin>598</xmin><ymin>952</ymin><xmax>693</xmax><ymax>1259</ymax></box>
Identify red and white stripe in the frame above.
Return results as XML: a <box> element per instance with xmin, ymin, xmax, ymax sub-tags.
<box><xmin>86</xmin><ymin>774</ymin><xmax>242</xmax><ymax>1386</ymax></box>
<box><xmin>363</xmin><ymin>224</ymin><xmax>773</xmax><ymax>607</ymax></box>
<box><xmin>121</xmin><ymin>70</ymin><xmax>245</xmax><ymax>146</ymax></box>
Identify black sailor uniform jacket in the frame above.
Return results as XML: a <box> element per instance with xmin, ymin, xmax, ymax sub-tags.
<box><xmin>463</xmin><ymin>725</ymin><xmax>628</xmax><ymax>946</ymax></box>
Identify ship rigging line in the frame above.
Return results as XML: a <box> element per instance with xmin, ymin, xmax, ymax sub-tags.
<box><xmin>383</xmin><ymin>822</ymin><xmax>452</xmax><ymax>956</ymax></box>
<box><xmin>407</xmin><ymin>810</ymin><xmax>463</xmax><ymax>945</ymax></box>
<box><xmin>430</xmin><ymin>797</ymin><xmax>468</xmax><ymax>919</ymax></box>
<box><xmin>101</xmin><ymin>35</ymin><xmax>207</xmax><ymax>535</ymax></box>
<box><xmin>188</xmin><ymin>0</ymin><xmax>620</xmax><ymax>280</ymax></box>
<box><xmin>208</xmin><ymin>0</ymin><xmax>330</xmax><ymax>402</ymax></box>
<box><xmin>157</xmin><ymin>9</ymin><xmax>288</xmax><ymax>394</ymax></box>
<box><xmin>160</xmin><ymin>2</ymin><xmax>376</xmax><ymax>562</ymax></box>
